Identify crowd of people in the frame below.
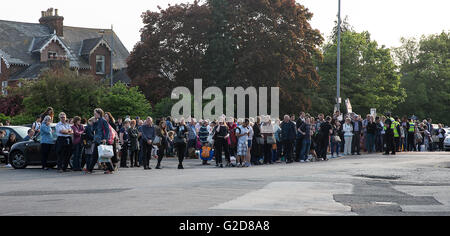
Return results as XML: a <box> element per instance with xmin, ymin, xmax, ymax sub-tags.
<box><xmin>1</xmin><ymin>107</ymin><xmax>448</xmax><ymax>174</ymax></box>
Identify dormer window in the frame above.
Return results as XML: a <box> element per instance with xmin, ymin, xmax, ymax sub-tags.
<box><xmin>96</xmin><ymin>55</ymin><xmax>105</xmax><ymax>74</ymax></box>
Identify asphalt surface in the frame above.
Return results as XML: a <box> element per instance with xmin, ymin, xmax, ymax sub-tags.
<box><xmin>0</xmin><ymin>152</ymin><xmax>449</xmax><ymax>216</ymax></box>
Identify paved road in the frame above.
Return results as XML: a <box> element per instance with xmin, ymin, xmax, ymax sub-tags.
<box><xmin>0</xmin><ymin>152</ymin><xmax>449</xmax><ymax>216</ymax></box>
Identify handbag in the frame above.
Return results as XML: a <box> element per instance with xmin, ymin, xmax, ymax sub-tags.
<box><xmin>256</xmin><ymin>137</ymin><xmax>264</xmax><ymax>145</ymax></box>
<box><xmin>266</xmin><ymin>136</ymin><xmax>276</xmax><ymax>144</ymax></box>
<box><xmin>85</xmin><ymin>143</ymin><xmax>95</xmax><ymax>155</ymax></box>
<box><xmin>333</xmin><ymin>135</ymin><xmax>342</xmax><ymax>143</ymax></box>
<box><xmin>431</xmin><ymin>135</ymin><xmax>440</xmax><ymax>143</ymax></box>
<box><xmin>98</xmin><ymin>145</ymin><xmax>114</xmax><ymax>158</ymax></box>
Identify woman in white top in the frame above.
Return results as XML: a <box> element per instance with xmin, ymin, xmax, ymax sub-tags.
<box><xmin>343</xmin><ymin>118</ymin><xmax>354</xmax><ymax>155</ymax></box>
<box><xmin>32</xmin><ymin>116</ymin><xmax>42</xmax><ymax>133</ymax></box>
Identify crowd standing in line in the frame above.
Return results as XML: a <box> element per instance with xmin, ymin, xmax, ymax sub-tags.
<box><xmin>0</xmin><ymin>106</ymin><xmax>448</xmax><ymax>174</ymax></box>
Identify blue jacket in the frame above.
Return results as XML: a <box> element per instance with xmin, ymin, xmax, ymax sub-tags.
<box><xmin>94</xmin><ymin>117</ymin><xmax>110</xmax><ymax>144</ymax></box>
<box><xmin>40</xmin><ymin>123</ymin><xmax>54</xmax><ymax>144</ymax></box>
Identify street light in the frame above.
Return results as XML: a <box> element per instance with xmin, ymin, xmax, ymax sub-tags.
<box><xmin>336</xmin><ymin>0</ymin><xmax>341</xmax><ymax>112</ymax></box>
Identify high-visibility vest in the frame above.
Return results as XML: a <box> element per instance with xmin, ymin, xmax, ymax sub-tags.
<box><xmin>408</xmin><ymin>122</ymin><xmax>415</xmax><ymax>132</ymax></box>
<box><xmin>393</xmin><ymin>121</ymin><xmax>400</xmax><ymax>138</ymax></box>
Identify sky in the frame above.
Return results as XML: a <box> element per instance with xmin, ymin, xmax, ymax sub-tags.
<box><xmin>1</xmin><ymin>0</ymin><xmax>449</xmax><ymax>52</ymax></box>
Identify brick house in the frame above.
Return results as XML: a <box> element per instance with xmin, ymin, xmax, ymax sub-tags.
<box><xmin>0</xmin><ymin>8</ymin><xmax>130</xmax><ymax>95</ymax></box>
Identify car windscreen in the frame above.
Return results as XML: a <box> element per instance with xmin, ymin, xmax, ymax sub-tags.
<box><xmin>12</xmin><ymin>127</ymin><xmax>30</xmax><ymax>139</ymax></box>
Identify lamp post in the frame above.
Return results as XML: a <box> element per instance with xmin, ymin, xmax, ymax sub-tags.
<box><xmin>336</xmin><ymin>0</ymin><xmax>341</xmax><ymax>112</ymax></box>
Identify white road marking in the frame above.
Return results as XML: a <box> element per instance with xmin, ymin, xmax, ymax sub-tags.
<box><xmin>210</xmin><ymin>182</ymin><xmax>356</xmax><ymax>215</ymax></box>
<box><xmin>393</xmin><ymin>186</ymin><xmax>450</xmax><ymax>213</ymax></box>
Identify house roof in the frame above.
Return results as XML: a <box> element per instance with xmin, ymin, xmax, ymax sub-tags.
<box><xmin>9</xmin><ymin>63</ymin><xmax>48</xmax><ymax>81</ymax></box>
<box><xmin>0</xmin><ymin>19</ymin><xmax>129</xmax><ymax>70</ymax></box>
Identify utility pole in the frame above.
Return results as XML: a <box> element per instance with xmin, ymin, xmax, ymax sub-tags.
<box><xmin>336</xmin><ymin>0</ymin><xmax>341</xmax><ymax>112</ymax></box>
<box><xmin>110</xmin><ymin>24</ymin><xmax>114</xmax><ymax>88</ymax></box>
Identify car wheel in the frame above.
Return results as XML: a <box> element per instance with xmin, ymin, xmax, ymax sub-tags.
<box><xmin>9</xmin><ymin>151</ymin><xmax>27</xmax><ymax>169</ymax></box>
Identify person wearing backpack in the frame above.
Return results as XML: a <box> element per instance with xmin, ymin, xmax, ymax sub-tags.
<box><xmin>105</xmin><ymin>112</ymin><xmax>119</xmax><ymax>170</ymax></box>
<box><xmin>87</xmin><ymin>108</ymin><xmax>111</xmax><ymax>174</ymax></box>
<box><xmin>198</xmin><ymin>120</ymin><xmax>210</xmax><ymax>165</ymax></box>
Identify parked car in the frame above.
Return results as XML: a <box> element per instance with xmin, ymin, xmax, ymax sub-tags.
<box><xmin>8</xmin><ymin>124</ymin><xmax>58</xmax><ymax>169</ymax></box>
<box><xmin>444</xmin><ymin>128</ymin><xmax>450</xmax><ymax>138</ymax></box>
<box><xmin>444</xmin><ymin>136</ymin><xmax>450</xmax><ymax>151</ymax></box>
<box><xmin>0</xmin><ymin>126</ymin><xmax>30</xmax><ymax>162</ymax></box>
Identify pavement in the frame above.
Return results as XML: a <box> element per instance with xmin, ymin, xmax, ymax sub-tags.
<box><xmin>0</xmin><ymin>152</ymin><xmax>449</xmax><ymax>216</ymax></box>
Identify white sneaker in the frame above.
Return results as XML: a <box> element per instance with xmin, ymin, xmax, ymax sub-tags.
<box><xmin>300</xmin><ymin>160</ymin><xmax>305</xmax><ymax>163</ymax></box>
<box><xmin>5</xmin><ymin>164</ymin><xmax>12</xmax><ymax>168</ymax></box>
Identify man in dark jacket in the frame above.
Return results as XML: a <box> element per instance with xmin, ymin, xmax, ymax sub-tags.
<box><xmin>141</xmin><ymin>117</ymin><xmax>156</xmax><ymax>169</ymax></box>
<box><xmin>280</xmin><ymin>115</ymin><xmax>296</xmax><ymax>163</ymax></box>
<box><xmin>351</xmin><ymin>115</ymin><xmax>363</xmax><ymax>155</ymax></box>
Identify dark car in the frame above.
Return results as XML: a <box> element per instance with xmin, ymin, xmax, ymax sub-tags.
<box><xmin>0</xmin><ymin>126</ymin><xmax>30</xmax><ymax>162</ymax></box>
<box><xmin>8</xmin><ymin>124</ymin><xmax>58</xmax><ymax>169</ymax></box>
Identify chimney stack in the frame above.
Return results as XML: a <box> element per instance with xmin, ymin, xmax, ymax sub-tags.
<box><xmin>39</xmin><ymin>8</ymin><xmax>64</xmax><ymax>37</ymax></box>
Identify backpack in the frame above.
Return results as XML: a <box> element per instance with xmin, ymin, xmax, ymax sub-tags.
<box><xmin>102</xmin><ymin>121</ymin><xmax>116</xmax><ymax>145</ymax></box>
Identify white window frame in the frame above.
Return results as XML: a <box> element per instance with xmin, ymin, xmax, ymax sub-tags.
<box><xmin>2</xmin><ymin>81</ymin><xmax>8</xmax><ymax>95</ymax></box>
<box><xmin>48</xmin><ymin>51</ymin><xmax>57</xmax><ymax>60</ymax></box>
<box><xmin>96</xmin><ymin>55</ymin><xmax>105</xmax><ymax>74</ymax></box>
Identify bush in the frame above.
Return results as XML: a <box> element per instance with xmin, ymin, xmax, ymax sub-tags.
<box><xmin>10</xmin><ymin>113</ymin><xmax>35</xmax><ymax>126</ymax></box>
<box><xmin>0</xmin><ymin>113</ymin><xmax>11</xmax><ymax>124</ymax></box>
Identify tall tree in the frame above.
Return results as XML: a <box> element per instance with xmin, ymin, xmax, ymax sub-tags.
<box><xmin>394</xmin><ymin>32</ymin><xmax>450</xmax><ymax>124</ymax></box>
<box><xmin>314</xmin><ymin>24</ymin><xmax>405</xmax><ymax>115</ymax></box>
<box><xmin>128</xmin><ymin>0</ymin><xmax>323</xmax><ymax>115</ymax></box>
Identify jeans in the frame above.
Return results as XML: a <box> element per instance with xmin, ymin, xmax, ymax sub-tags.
<box><xmin>299</xmin><ymin>139</ymin><xmax>311</xmax><ymax>161</ymax></box>
<box><xmin>72</xmin><ymin>143</ymin><xmax>82</xmax><ymax>170</ymax></box>
<box><xmin>366</xmin><ymin>133</ymin><xmax>375</xmax><ymax>153</ymax></box>
<box><xmin>88</xmin><ymin>143</ymin><xmax>99</xmax><ymax>172</ymax></box>
<box><xmin>331</xmin><ymin>141</ymin><xmax>340</xmax><ymax>156</ymax></box>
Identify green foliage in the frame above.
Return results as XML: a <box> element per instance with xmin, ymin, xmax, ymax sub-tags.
<box><xmin>19</xmin><ymin>67</ymin><xmax>102</xmax><ymax>119</ymax></box>
<box><xmin>10</xmin><ymin>113</ymin><xmax>34</xmax><ymax>125</ymax></box>
<box><xmin>314</xmin><ymin>26</ymin><xmax>405</xmax><ymax>115</ymax></box>
<box><xmin>99</xmin><ymin>82</ymin><xmax>152</xmax><ymax>119</ymax></box>
<box><xmin>152</xmin><ymin>97</ymin><xmax>177</xmax><ymax>120</ymax></box>
<box><xmin>0</xmin><ymin>113</ymin><xmax>11</xmax><ymax>124</ymax></box>
<box><xmin>12</xmin><ymin>67</ymin><xmax>152</xmax><ymax>123</ymax></box>
<box><xmin>394</xmin><ymin>32</ymin><xmax>450</xmax><ymax>124</ymax></box>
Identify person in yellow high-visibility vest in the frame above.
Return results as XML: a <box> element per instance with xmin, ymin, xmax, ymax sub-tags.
<box><xmin>393</xmin><ymin>117</ymin><xmax>402</xmax><ymax>153</ymax></box>
<box><xmin>407</xmin><ymin>118</ymin><xmax>416</xmax><ymax>151</ymax></box>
